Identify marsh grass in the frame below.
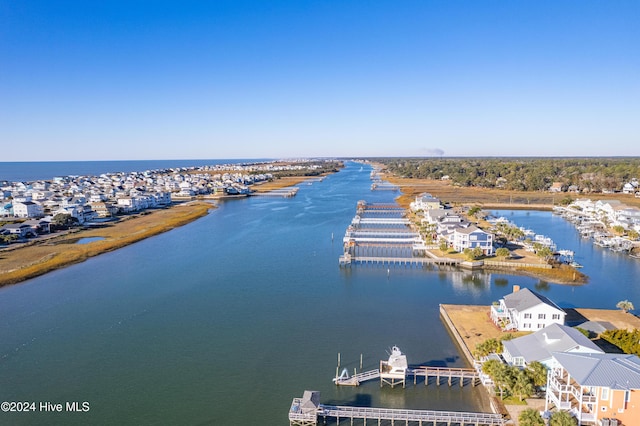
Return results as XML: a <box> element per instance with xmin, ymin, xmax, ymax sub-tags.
<box><xmin>0</xmin><ymin>202</ymin><xmax>211</xmax><ymax>287</ymax></box>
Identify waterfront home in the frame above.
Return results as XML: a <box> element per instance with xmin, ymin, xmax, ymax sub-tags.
<box><xmin>0</xmin><ymin>223</ymin><xmax>37</xmax><ymax>238</ymax></box>
<box><xmin>545</xmin><ymin>352</ymin><xmax>640</xmax><ymax>425</ymax></box>
<box><xmin>410</xmin><ymin>193</ymin><xmax>442</xmax><ymax>212</ymax></box>
<box><xmin>12</xmin><ymin>200</ymin><xmax>44</xmax><ymax>218</ymax></box>
<box><xmin>490</xmin><ymin>286</ymin><xmax>565</xmax><ymax>331</ymax></box>
<box><xmin>23</xmin><ymin>219</ymin><xmax>51</xmax><ymax>234</ymax></box>
<box><xmin>452</xmin><ymin>225</ymin><xmax>494</xmax><ymax>256</ymax></box>
<box><xmin>502</xmin><ymin>323</ymin><xmax>603</xmax><ymax>368</ymax></box>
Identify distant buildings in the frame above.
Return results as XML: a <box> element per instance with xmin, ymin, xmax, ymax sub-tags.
<box><xmin>0</xmin><ymin>160</ymin><xmax>332</xmax><ymax>241</ymax></box>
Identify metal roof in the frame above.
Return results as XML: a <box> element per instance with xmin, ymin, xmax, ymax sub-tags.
<box><xmin>503</xmin><ymin>323</ymin><xmax>603</xmax><ymax>363</ymax></box>
<box><xmin>503</xmin><ymin>287</ymin><xmax>563</xmax><ymax>313</ymax></box>
<box><xmin>552</xmin><ymin>352</ymin><xmax>640</xmax><ymax>390</ymax></box>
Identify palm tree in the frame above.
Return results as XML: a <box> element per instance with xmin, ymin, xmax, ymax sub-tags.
<box><xmin>518</xmin><ymin>408</ymin><xmax>545</xmax><ymax>426</ymax></box>
<box><xmin>525</xmin><ymin>361</ymin><xmax>548</xmax><ymax>389</ymax></box>
<box><xmin>616</xmin><ymin>300</ymin><xmax>635</xmax><ymax>313</ymax></box>
<box><xmin>549</xmin><ymin>410</ymin><xmax>577</xmax><ymax>426</ymax></box>
<box><xmin>511</xmin><ymin>369</ymin><xmax>534</xmax><ymax>401</ymax></box>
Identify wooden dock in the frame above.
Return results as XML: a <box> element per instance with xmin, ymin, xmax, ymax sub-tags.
<box><xmin>339</xmin><ymin>256</ymin><xmax>460</xmax><ymax>268</ymax></box>
<box><xmin>250</xmin><ymin>187</ymin><xmax>299</xmax><ymax>197</ymax></box>
<box><xmin>334</xmin><ymin>367</ymin><xmax>479</xmax><ymax>387</ymax></box>
<box><xmin>408</xmin><ymin>367</ymin><xmax>480</xmax><ymax>387</ymax></box>
<box><xmin>289</xmin><ymin>395</ymin><xmax>505</xmax><ymax>426</ymax></box>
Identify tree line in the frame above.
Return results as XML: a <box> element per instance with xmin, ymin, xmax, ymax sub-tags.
<box><xmin>378</xmin><ymin>157</ymin><xmax>640</xmax><ymax>192</ymax></box>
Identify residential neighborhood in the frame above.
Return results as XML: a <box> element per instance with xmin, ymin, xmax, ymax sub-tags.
<box><xmin>0</xmin><ymin>161</ymin><xmax>328</xmax><ymax>243</ymax></box>
<box><xmin>411</xmin><ymin>193</ymin><xmax>495</xmax><ymax>256</ymax></box>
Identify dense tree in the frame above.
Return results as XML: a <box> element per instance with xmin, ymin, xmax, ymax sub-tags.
<box><xmin>495</xmin><ymin>247</ymin><xmax>510</xmax><ymax>259</ymax></box>
<box><xmin>601</xmin><ymin>329</ymin><xmax>640</xmax><ymax>355</ymax></box>
<box><xmin>380</xmin><ymin>157</ymin><xmax>640</xmax><ymax>192</ymax></box>
<box><xmin>525</xmin><ymin>361</ymin><xmax>548</xmax><ymax>389</ymax></box>
<box><xmin>512</xmin><ymin>369</ymin><xmax>535</xmax><ymax>401</ymax></box>
<box><xmin>549</xmin><ymin>410</ymin><xmax>578</xmax><ymax>426</ymax></box>
<box><xmin>475</xmin><ymin>339</ymin><xmax>502</xmax><ymax>358</ymax></box>
<box><xmin>518</xmin><ymin>408</ymin><xmax>545</xmax><ymax>426</ymax></box>
<box><xmin>52</xmin><ymin>213</ymin><xmax>78</xmax><ymax>229</ymax></box>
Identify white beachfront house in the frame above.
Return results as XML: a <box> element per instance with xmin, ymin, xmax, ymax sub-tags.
<box><xmin>490</xmin><ymin>286</ymin><xmax>565</xmax><ymax>331</ymax></box>
<box><xmin>502</xmin><ymin>323</ymin><xmax>603</xmax><ymax>368</ymax></box>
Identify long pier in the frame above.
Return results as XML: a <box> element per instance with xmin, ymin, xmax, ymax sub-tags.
<box><xmin>339</xmin><ymin>256</ymin><xmax>460</xmax><ymax>268</ymax></box>
<box><xmin>289</xmin><ymin>395</ymin><xmax>505</xmax><ymax>426</ymax></box>
<box><xmin>250</xmin><ymin>187</ymin><xmax>299</xmax><ymax>197</ymax></box>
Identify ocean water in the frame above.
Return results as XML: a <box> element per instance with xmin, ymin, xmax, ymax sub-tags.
<box><xmin>0</xmin><ymin>159</ymin><xmax>271</xmax><ymax>182</ymax></box>
<box><xmin>0</xmin><ymin>161</ymin><xmax>638</xmax><ymax>425</ymax></box>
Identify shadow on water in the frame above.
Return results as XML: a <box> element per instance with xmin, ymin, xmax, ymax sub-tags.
<box><xmin>324</xmin><ymin>393</ymin><xmax>373</xmax><ymax>407</ymax></box>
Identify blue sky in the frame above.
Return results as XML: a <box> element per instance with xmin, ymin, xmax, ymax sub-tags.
<box><xmin>1</xmin><ymin>0</ymin><xmax>638</xmax><ymax>161</ymax></box>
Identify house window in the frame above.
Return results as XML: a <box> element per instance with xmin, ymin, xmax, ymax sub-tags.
<box><xmin>552</xmin><ymin>314</ymin><xmax>561</xmax><ymax>320</ymax></box>
<box><xmin>524</xmin><ymin>313</ymin><xmax>532</xmax><ymax>319</ymax></box>
<box><xmin>537</xmin><ymin>324</ymin><xmax>544</xmax><ymax>329</ymax></box>
<box><xmin>601</xmin><ymin>388</ymin><xmax>609</xmax><ymax>400</ymax></box>
<box><xmin>625</xmin><ymin>390</ymin><xmax>630</xmax><ymax>402</ymax></box>
<box><xmin>538</xmin><ymin>313</ymin><xmax>546</xmax><ymax>319</ymax></box>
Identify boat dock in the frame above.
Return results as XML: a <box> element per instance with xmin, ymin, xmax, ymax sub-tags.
<box><xmin>340</xmin><ymin>201</ymin><xmax>453</xmax><ymax>268</ymax></box>
<box><xmin>333</xmin><ymin>367</ymin><xmax>479</xmax><ymax>387</ymax></box>
<box><xmin>289</xmin><ymin>391</ymin><xmax>505</xmax><ymax>426</ymax></box>
<box><xmin>250</xmin><ymin>187</ymin><xmax>299</xmax><ymax>197</ymax></box>
<box><xmin>339</xmin><ymin>255</ymin><xmax>460</xmax><ymax>268</ymax></box>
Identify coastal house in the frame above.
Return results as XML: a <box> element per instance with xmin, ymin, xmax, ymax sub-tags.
<box><xmin>549</xmin><ymin>182</ymin><xmax>564</xmax><ymax>192</ymax></box>
<box><xmin>0</xmin><ymin>203</ymin><xmax>12</xmax><ymax>217</ymax></box>
<box><xmin>595</xmin><ymin>200</ymin><xmax>623</xmax><ymax>222</ymax></box>
<box><xmin>13</xmin><ymin>201</ymin><xmax>44</xmax><ymax>218</ymax></box>
<box><xmin>490</xmin><ymin>286</ymin><xmax>565</xmax><ymax>331</ymax></box>
<box><xmin>502</xmin><ymin>323</ymin><xmax>603</xmax><ymax>368</ymax></box>
<box><xmin>545</xmin><ymin>352</ymin><xmax>640</xmax><ymax>425</ymax></box>
<box><xmin>452</xmin><ymin>225</ymin><xmax>494</xmax><ymax>256</ymax></box>
<box><xmin>410</xmin><ymin>193</ymin><xmax>442</xmax><ymax>212</ymax></box>
<box><xmin>0</xmin><ymin>223</ymin><xmax>37</xmax><ymax>238</ymax></box>
<box><xmin>89</xmin><ymin>202</ymin><xmax>118</xmax><ymax>218</ymax></box>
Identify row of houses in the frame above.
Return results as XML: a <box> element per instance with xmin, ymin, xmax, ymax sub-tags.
<box><xmin>0</xmin><ymin>161</ymin><xmax>327</xmax><ymax>223</ymax></box>
<box><xmin>567</xmin><ymin>199</ymin><xmax>640</xmax><ymax>234</ymax></box>
<box><xmin>548</xmin><ymin>178</ymin><xmax>640</xmax><ymax>195</ymax></box>
<box><xmin>410</xmin><ymin>193</ymin><xmax>494</xmax><ymax>256</ymax></box>
<box><xmin>485</xmin><ymin>286</ymin><xmax>640</xmax><ymax>425</ymax></box>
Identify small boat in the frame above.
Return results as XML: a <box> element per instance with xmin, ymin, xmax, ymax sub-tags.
<box><xmin>570</xmin><ymin>261</ymin><xmax>583</xmax><ymax>268</ymax></box>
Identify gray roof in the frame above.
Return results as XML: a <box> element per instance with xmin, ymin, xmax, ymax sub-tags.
<box><xmin>503</xmin><ymin>323</ymin><xmax>603</xmax><ymax>364</ymax></box>
<box><xmin>456</xmin><ymin>225</ymin><xmax>485</xmax><ymax>235</ymax></box>
<box><xmin>552</xmin><ymin>352</ymin><xmax>640</xmax><ymax>390</ymax></box>
<box><xmin>503</xmin><ymin>288</ymin><xmax>563</xmax><ymax>313</ymax></box>
<box><xmin>576</xmin><ymin>320</ymin><xmax>616</xmax><ymax>335</ymax></box>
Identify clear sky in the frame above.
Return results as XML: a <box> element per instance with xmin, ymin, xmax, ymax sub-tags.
<box><xmin>1</xmin><ymin>0</ymin><xmax>638</xmax><ymax>161</ymax></box>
